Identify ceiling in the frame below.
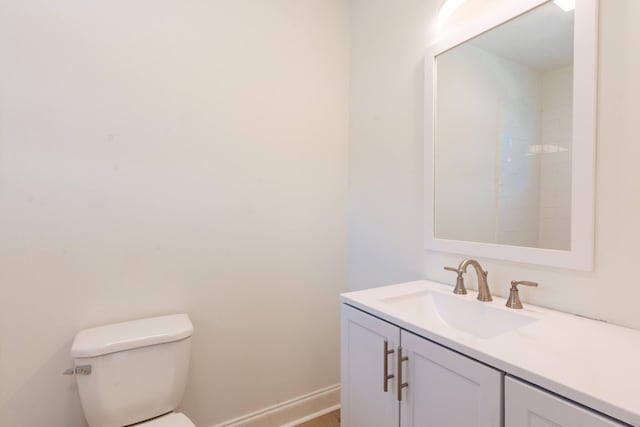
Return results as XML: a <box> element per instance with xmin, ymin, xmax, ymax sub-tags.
<box><xmin>469</xmin><ymin>1</ymin><xmax>574</xmax><ymax>72</ymax></box>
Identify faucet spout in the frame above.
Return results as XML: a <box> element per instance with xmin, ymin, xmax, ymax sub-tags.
<box><xmin>458</xmin><ymin>259</ymin><xmax>492</xmax><ymax>302</ymax></box>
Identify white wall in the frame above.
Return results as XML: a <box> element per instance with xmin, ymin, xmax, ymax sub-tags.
<box><xmin>0</xmin><ymin>1</ymin><xmax>348</xmax><ymax>426</ymax></box>
<box><xmin>349</xmin><ymin>0</ymin><xmax>640</xmax><ymax>331</ymax></box>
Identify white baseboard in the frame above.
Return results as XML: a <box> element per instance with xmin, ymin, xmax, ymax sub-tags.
<box><xmin>209</xmin><ymin>384</ymin><xmax>340</xmax><ymax>427</ymax></box>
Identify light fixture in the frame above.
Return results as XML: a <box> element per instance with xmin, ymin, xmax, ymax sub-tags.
<box><xmin>438</xmin><ymin>0</ymin><xmax>466</xmax><ymax>26</ymax></box>
<box><xmin>553</xmin><ymin>0</ymin><xmax>575</xmax><ymax>12</ymax></box>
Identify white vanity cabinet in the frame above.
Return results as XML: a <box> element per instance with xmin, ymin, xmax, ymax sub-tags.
<box><xmin>341</xmin><ymin>303</ymin><xmax>631</xmax><ymax>427</ymax></box>
<box><xmin>505</xmin><ymin>377</ymin><xmax>626</xmax><ymax>427</ymax></box>
<box><xmin>341</xmin><ymin>280</ymin><xmax>640</xmax><ymax>425</ymax></box>
<box><xmin>341</xmin><ymin>305</ymin><xmax>502</xmax><ymax>427</ymax></box>
<box><xmin>399</xmin><ymin>329</ymin><xmax>503</xmax><ymax>426</ymax></box>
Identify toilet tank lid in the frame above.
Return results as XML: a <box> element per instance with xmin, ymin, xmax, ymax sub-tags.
<box><xmin>70</xmin><ymin>314</ymin><xmax>193</xmax><ymax>358</ymax></box>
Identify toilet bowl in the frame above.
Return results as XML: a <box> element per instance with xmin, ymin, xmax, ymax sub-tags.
<box><xmin>68</xmin><ymin>314</ymin><xmax>196</xmax><ymax>427</ymax></box>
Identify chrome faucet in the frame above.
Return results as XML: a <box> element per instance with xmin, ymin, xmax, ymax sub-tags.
<box><xmin>445</xmin><ymin>259</ymin><xmax>492</xmax><ymax>301</ymax></box>
<box><xmin>460</xmin><ymin>259</ymin><xmax>492</xmax><ymax>301</ymax></box>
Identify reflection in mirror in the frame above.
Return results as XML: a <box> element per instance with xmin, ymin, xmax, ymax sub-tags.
<box><xmin>434</xmin><ymin>1</ymin><xmax>574</xmax><ymax>250</ymax></box>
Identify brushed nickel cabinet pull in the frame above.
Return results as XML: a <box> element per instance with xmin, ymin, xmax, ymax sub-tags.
<box><xmin>397</xmin><ymin>346</ymin><xmax>409</xmax><ymax>401</ymax></box>
<box><xmin>383</xmin><ymin>340</ymin><xmax>395</xmax><ymax>392</ymax></box>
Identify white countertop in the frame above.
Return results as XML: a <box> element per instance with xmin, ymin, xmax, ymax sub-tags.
<box><xmin>340</xmin><ymin>280</ymin><xmax>640</xmax><ymax>426</ymax></box>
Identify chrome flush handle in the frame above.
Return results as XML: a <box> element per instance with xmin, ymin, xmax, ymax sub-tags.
<box><xmin>63</xmin><ymin>365</ymin><xmax>92</xmax><ymax>376</ymax></box>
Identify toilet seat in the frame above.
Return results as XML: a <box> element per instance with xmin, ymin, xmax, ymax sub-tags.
<box><xmin>135</xmin><ymin>412</ymin><xmax>195</xmax><ymax>427</ymax></box>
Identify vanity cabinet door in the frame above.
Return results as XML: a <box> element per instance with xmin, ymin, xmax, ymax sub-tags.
<box><xmin>505</xmin><ymin>377</ymin><xmax>627</xmax><ymax>427</ymax></box>
<box><xmin>400</xmin><ymin>330</ymin><xmax>503</xmax><ymax>427</ymax></box>
<box><xmin>341</xmin><ymin>305</ymin><xmax>400</xmax><ymax>427</ymax></box>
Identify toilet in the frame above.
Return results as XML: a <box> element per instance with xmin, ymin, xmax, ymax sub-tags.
<box><xmin>68</xmin><ymin>314</ymin><xmax>196</xmax><ymax>427</ymax></box>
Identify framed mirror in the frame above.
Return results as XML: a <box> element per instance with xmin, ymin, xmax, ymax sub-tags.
<box><xmin>424</xmin><ymin>0</ymin><xmax>597</xmax><ymax>270</ymax></box>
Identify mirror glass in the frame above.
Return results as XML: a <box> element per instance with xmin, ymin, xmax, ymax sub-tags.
<box><xmin>434</xmin><ymin>1</ymin><xmax>574</xmax><ymax>250</ymax></box>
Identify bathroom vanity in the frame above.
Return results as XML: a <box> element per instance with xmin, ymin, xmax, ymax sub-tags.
<box><xmin>340</xmin><ymin>281</ymin><xmax>640</xmax><ymax>427</ymax></box>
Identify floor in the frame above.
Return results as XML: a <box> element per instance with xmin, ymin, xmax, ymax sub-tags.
<box><xmin>296</xmin><ymin>409</ymin><xmax>340</xmax><ymax>427</ymax></box>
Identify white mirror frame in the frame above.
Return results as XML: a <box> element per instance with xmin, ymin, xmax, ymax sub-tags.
<box><xmin>425</xmin><ymin>0</ymin><xmax>598</xmax><ymax>270</ymax></box>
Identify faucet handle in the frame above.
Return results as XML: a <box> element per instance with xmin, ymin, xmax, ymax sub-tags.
<box><xmin>506</xmin><ymin>280</ymin><xmax>538</xmax><ymax>309</ymax></box>
<box><xmin>511</xmin><ymin>280</ymin><xmax>538</xmax><ymax>288</ymax></box>
<box><xmin>444</xmin><ymin>266</ymin><xmax>467</xmax><ymax>295</ymax></box>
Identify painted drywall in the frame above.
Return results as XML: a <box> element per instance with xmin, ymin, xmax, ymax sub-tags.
<box><xmin>349</xmin><ymin>0</ymin><xmax>640</xmax><ymax>330</ymax></box>
<box><xmin>0</xmin><ymin>1</ymin><xmax>348</xmax><ymax>426</ymax></box>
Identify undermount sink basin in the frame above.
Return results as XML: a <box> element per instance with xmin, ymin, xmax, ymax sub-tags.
<box><xmin>381</xmin><ymin>290</ymin><xmax>537</xmax><ymax>338</ymax></box>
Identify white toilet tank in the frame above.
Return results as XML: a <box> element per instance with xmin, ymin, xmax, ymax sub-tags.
<box><xmin>70</xmin><ymin>314</ymin><xmax>194</xmax><ymax>427</ymax></box>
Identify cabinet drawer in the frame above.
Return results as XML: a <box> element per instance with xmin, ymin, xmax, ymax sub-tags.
<box><xmin>505</xmin><ymin>376</ymin><xmax>627</xmax><ymax>427</ymax></box>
